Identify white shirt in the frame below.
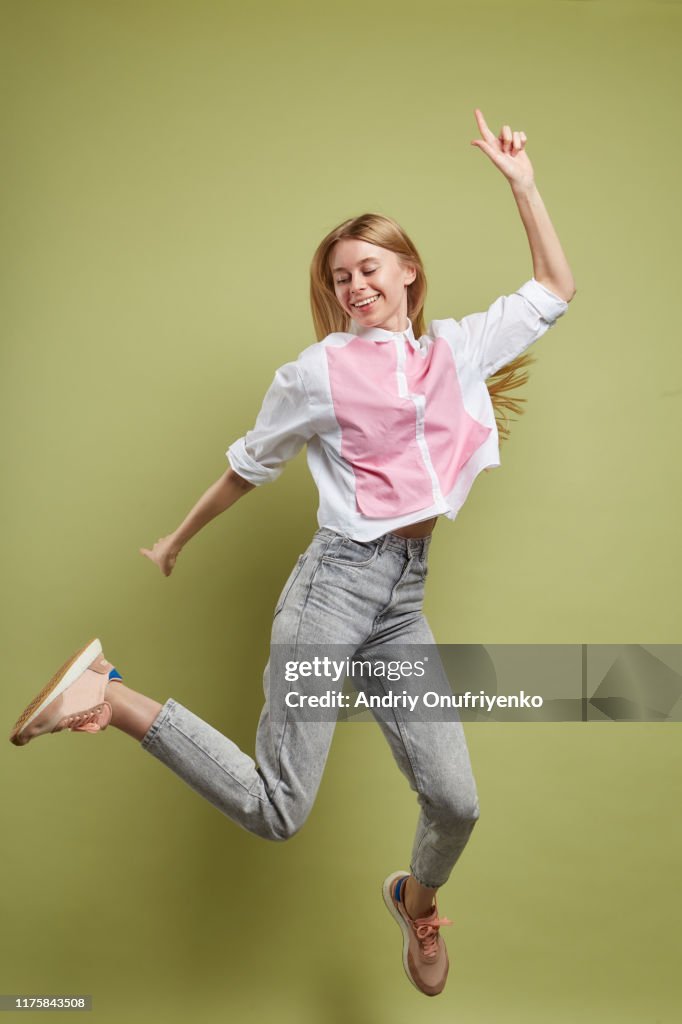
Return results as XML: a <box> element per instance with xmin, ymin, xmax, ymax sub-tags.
<box><xmin>226</xmin><ymin>278</ymin><xmax>569</xmax><ymax>541</ymax></box>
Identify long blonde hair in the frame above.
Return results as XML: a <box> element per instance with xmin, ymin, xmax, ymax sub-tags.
<box><xmin>309</xmin><ymin>212</ymin><xmax>534</xmax><ymax>442</ymax></box>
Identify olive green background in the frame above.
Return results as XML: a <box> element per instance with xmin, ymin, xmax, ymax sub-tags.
<box><xmin>2</xmin><ymin>0</ymin><xmax>681</xmax><ymax>1021</ymax></box>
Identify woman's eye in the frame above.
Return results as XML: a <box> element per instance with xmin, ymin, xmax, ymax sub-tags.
<box><xmin>336</xmin><ymin>269</ymin><xmax>376</xmax><ymax>285</ymax></box>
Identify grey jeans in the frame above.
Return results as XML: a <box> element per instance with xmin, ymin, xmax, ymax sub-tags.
<box><xmin>140</xmin><ymin>527</ymin><xmax>479</xmax><ymax>888</ymax></box>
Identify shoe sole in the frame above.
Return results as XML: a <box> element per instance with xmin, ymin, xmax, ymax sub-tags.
<box><xmin>382</xmin><ymin>870</ymin><xmax>421</xmax><ymax>994</ymax></box>
<box><xmin>9</xmin><ymin>638</ymin><xmax>103</xmax><ymax>746</ymax></box>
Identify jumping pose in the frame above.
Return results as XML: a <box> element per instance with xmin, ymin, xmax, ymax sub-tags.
<box><xmin>9</xmin><ymin>110</ymin><xmax>575</xmax><ymax>998</ymax></box>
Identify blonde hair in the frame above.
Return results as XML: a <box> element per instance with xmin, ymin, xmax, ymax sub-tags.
<box><xmin>309</xmin><ymin>211</ymin><xmax>534</xmax><ymax>442</ymax></box>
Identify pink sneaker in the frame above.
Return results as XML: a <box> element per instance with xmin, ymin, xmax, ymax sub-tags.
<box><xmin>382</xmin><ymin>871</ymin><xmax>453</xmax><ymax>997</ymax></box>
<box><xmin>9</xmin><ymin>638</ymin><xmax>123</xmax><ymax>747</ymax></box>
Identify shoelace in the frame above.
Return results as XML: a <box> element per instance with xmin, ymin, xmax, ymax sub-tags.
<box><xmin>412</xmin><ymin>910</ymin><xmax>453</xmax><ymax>960</ymax></box>
<box><xmin>58</xmin><ymin>705</ymin><xmax>110</xmax><ymax>734</ymax></box>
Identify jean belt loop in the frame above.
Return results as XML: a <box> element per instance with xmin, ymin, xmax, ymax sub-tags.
<box><xmin>379</xmin><ymin>533</ymin><xmax>390</xmax><ymax>554</ymax></box>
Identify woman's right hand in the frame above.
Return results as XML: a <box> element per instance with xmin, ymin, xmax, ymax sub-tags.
<box><xmin>140</xmin><ymin>534</ymin><xmax>182</xmax><ymax>577</ymax></box>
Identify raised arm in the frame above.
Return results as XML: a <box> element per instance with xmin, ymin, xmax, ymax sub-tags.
<box><xmin>470</xmin><ymin>108</ymin><xmax>576</xmax><ymax>302</ymax></box>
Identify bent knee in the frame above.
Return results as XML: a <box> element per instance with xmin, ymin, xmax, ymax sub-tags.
<box><xmin>447</xmin><ymin>797</ymin><xmax>480</xmax><ymax>829</ymax></box>
<box><xmin>424</xmin><ymin>788</ymin><xmax>480</xmax><ymax>829</ymax></box>
<box><xmin>267</xmin><ymin>822</ymin><xmax>302</xmax><ymax>842</ymax></box>
<box><xmin>266</xmin><ymin>805</ymin><xmax>312</xmax><ymax>842</ymax></box>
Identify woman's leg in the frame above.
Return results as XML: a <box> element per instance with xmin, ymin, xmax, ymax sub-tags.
<box><xmin>362</xmin><ymin>628</ymin><xmax>480</xmax><ymax>898</ymax></box>
<box><xmin>135</xmin><ymin>529</ymin><xmax>382</xmax><ymax>841</ymax></box>
<box><xmin>354</xmin><ymin>540</ymin><xmax>480</xmax><ymax>906</ymax></box>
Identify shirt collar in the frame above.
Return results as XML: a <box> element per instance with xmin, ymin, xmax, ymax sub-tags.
<box><xmin>348</xmin><ymin>315</ymin><xmax>419</xmax><ymax>351</ymax></box>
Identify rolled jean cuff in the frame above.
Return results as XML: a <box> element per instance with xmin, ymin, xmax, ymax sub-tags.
<box><xmin>409</xmin><ymin>865</ymin><xmax>451</xmax><ymax>890</ymax></box>
<box><xmin>140</xmin><ymin>697</ymin><xmax>177</xmax><ymax>751</ymax></box>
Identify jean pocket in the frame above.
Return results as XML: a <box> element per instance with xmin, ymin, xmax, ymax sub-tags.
<box><xmin>321</xmin><ymin>539</ymin><xmax>380</xmax><ymax>569</ymax></box>
<box><xmin>273</xmin><ymin>554</ymin><xmax>307</xmax><ymax>617</ymax></box>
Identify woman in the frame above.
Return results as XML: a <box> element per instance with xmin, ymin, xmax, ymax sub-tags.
<box><xmin>9</xmin><ymin>109</ymin><xmax>576</xmax><ymax>998</ymax></box>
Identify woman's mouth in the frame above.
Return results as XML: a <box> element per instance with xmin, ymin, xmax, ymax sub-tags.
<box><xmin>352</xmin><ymin>293</ymin><xmax>381</xmax><ymax>311</ymax></box>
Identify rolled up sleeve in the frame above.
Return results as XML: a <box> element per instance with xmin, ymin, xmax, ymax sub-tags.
<box><xmin>226</xmin><ymin>361</ymin><xmax>314</xmax><ymax>486</ymax></box>
<box><xmin>455</xmin><ymin>278</ymin><xmax>569</xmax><ymax>380</ymax></box>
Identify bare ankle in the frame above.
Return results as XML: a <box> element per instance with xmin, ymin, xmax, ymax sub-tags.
<box><xmin>404</xmin><ymin>876</ymin><xmax>438</xmax><ymax>919</ymax></box>
<box><xmin>104</xmin><ymin>680</ymin><xmax>163</xmax><ymax>741</ymax></box>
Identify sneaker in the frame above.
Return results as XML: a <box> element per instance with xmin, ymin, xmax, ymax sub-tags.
<box><xmin>382</xmin><ymin>871</ymin><xmax>453</xmax><ymax>997</ymax></box>
<box><xmin>9</xmin><ymin>638</ymin><xmax>123</xmax><ymax>747</ymax></box>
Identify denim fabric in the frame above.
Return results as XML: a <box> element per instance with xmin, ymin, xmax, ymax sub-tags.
<box><xmin>140</xmin><ymin>526</ymin><xmax>479</xmax><ymax>888</ymax></box>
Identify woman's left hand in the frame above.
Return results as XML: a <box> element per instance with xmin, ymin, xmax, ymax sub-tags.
<box><xmin>470</xmin><ymin>109</ymin><xmax>535</xmax><ymax>190</ymax></box>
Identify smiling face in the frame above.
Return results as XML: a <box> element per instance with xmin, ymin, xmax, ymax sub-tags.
<box><xmin>330</xmin><ymin>238</ymin><xmax>416</xmax><ymax>333</ymax></box>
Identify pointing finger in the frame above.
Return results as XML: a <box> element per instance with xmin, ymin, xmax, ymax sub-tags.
<box><xmin>474</xmin><ymin>108</ymin><xmax>497</xmax><ymax>144</ymax></box>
